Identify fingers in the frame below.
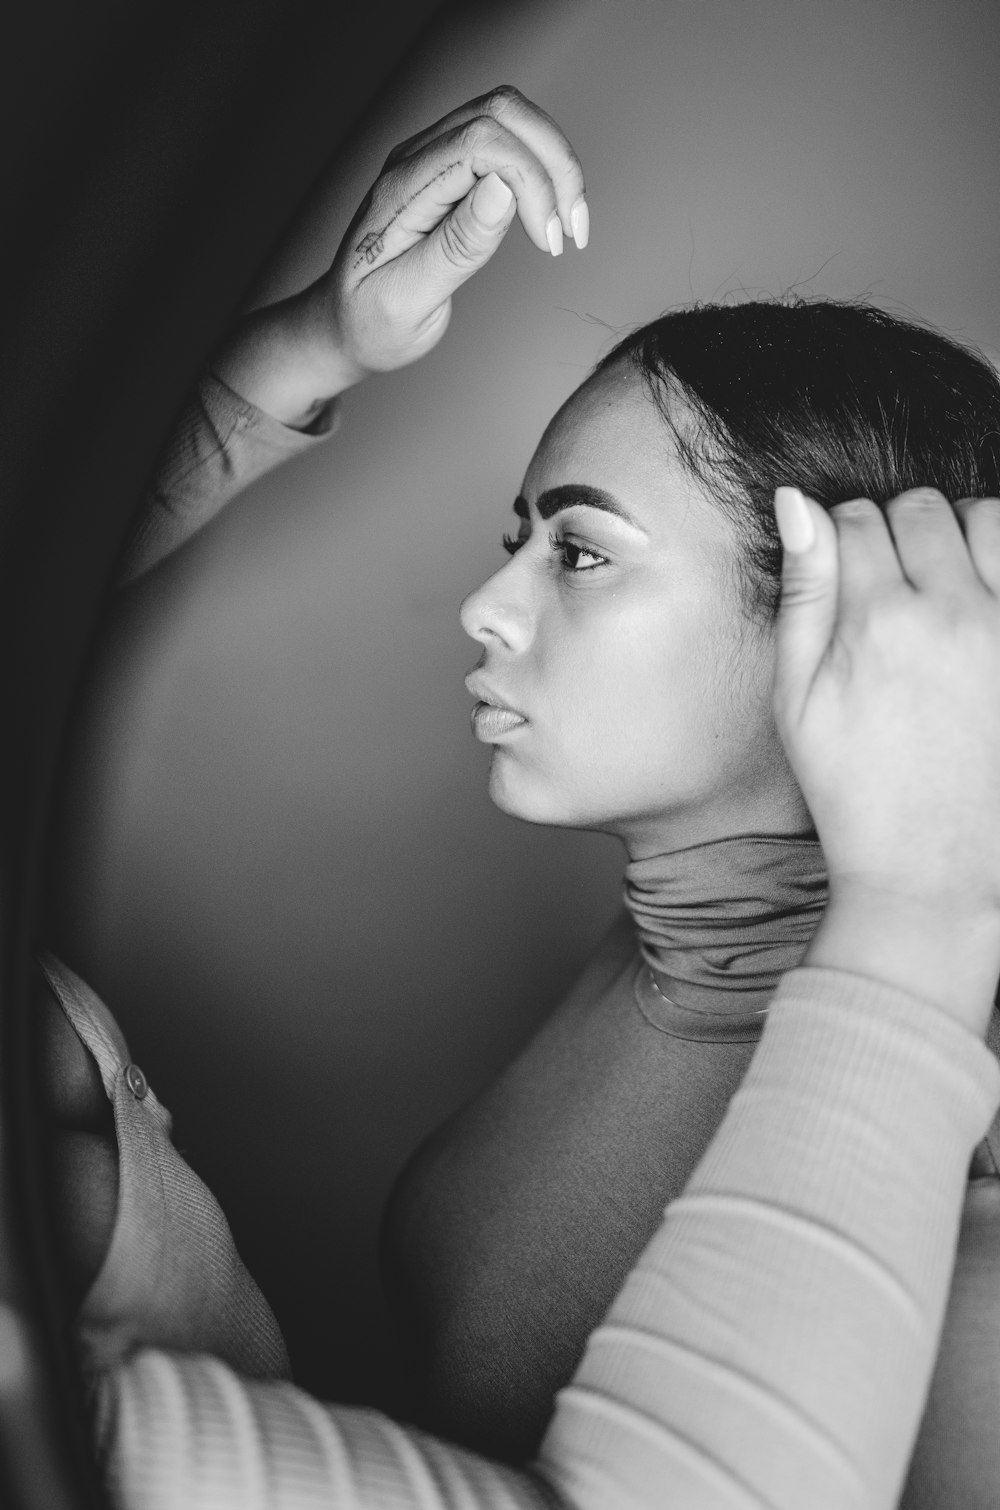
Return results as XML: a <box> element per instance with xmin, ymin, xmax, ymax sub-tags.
<box><xmin>954</xmin><ymin>496</ymin><xmax>1000</xmax><ymax>594</ymax></box>
<box><xmin>884</xmin><ymin>487</ymin><xmax>979</xmax><ymax>593</ymax></box>
<box><xmin>826</xmin><ymin>490</ymin><xmax>985</xmax><ymax>623</ymax></box>
<box><xmin>326</xmin><ymin>88</ymin><xmax>586</xmax><ymax>379</ymax></box>
<box><xmin>402</xmin><ymin>173</ymin><xmax>517</xmax><ymax>306</ymax></box>
<box><xmin>382</xmin><ymin>86</ymin><xmax>587</xmax><ymax>254</ymax></box>
<box><xmin>827</xmin><ymin>497</ymin><xmax>903</xmax><ymax>622</ymax></box>
<box><xmin>772</xmin><ymin>487</ymin><xmax>840</xmax><ymax>716</ymax></box>
<box><xmin>773</xmin><ymin>488</ymin><xmax>998</xmax><ymax>724</ymax></box>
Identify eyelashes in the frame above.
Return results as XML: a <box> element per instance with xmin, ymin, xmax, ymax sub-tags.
<box><xmin>502</xmin><ymin>530</ymin><xmax>608</xmax><ymax>573</ymax></box>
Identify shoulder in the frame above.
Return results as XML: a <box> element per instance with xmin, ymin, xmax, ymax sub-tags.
<box><xmin>34</xmin><ymin>962</ymin><xmax>111</xmax><ymax>1131</ymax></box>
<box><xmin>33</xmin><ymin>961</ymin><xmax>120</xmax><ymax>1315</ymax></box>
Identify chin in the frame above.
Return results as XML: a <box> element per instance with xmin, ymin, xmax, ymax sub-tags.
<box><xmin>487</xmin><ymin>755</ymin><xmax>612</xmax><ymax>832</ymax></box>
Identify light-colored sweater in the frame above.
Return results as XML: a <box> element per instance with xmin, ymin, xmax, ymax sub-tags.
<box><xmin>60</xmin><ymin>375</ymin><xmax>1000</xmax><ymax>1509</ymax></box>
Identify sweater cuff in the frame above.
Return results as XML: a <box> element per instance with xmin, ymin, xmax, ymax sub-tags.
<box><xmin>198</xmin><ymin>371</ymin><xmax>342</xmax><ymax>446</ymax></box>
<box><xmin>119</xmin><ymin>372</ymin><xmax>340</xmax><ymax>584</ymax></box>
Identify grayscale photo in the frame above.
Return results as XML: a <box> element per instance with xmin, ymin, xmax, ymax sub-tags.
<box><xmin>2</xmin><ymin>1</ymin><xmax>1000</xmax><ymax>1506</ymax></box>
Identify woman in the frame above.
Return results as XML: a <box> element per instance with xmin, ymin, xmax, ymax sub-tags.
<box><xmin>382</xmin><ymin>297</ymin><xmax>1000</xmax><ymax>1506</ymax></box>
<box><xmin>39</xmin><ymin>88</ymin><xmax>1000</xmax><ymax>1507</ymax></box>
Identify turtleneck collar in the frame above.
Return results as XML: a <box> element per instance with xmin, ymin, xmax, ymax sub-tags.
<box><xmin>625</xmin><ymin>831</ymin><xmax>828</xmax><ymax>1041</ymax></box>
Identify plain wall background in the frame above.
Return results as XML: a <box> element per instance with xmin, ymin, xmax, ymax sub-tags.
<box><xmin>48</xmin><ymin>0</ymin><xmax>1000</xmax><ymax>1406</ymax></box>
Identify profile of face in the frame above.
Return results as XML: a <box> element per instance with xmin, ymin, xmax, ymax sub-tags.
<box><xmin>460</xmin><ymin>360</ymin><xmax>810</xmax><ymax>858</ymax></box>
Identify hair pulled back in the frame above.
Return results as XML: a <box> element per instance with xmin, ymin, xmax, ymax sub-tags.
<box><xmin>595</xmin><ymin>299</ymin><xmax>1000</xmax><ymax>617</ymax></box>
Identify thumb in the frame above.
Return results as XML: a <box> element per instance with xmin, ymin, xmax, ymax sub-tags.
<box><xmin>405</xmin><ymin>172</ymin><xmax>516</xmax><ymax>303</ymax></box>
<box><xmin>772</xmin><ymin>487</ymin><xmax>840</xmax><ymax>719</ymax></box>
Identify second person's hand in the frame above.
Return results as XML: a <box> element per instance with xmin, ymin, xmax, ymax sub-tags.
<box><xmin>772</xmin><ymin>484</ymin><xmax>1000</xmax><ymax>1034</ymax></box>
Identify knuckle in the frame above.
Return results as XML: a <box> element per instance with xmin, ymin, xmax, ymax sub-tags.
<box><xmin>366</xmin><ymin>173</ymin><xmax>397</xmax><ymax>220</ymax></box>
<box><xmin>882</xmin><ymin>591</ymin><xmax>964</xmax><ymax>652</ymax></box>
<box><xmin>831</xmin><ymin>496</ymin><xmax>877</xmax><ymax>520</ymax></box>
<box><xmin>779</xmin><ymin>579</ymin><xmax>830</xmax><ymax>609</ymax></box>
<box><xmin>887</xmin><ymin>486</ymin><xmax>948</xmax><ymax>512</ymax></box>
<box><xmin>880</xmin><ymin>584</ymin><xmax>916</xmax><ymax>622</ymax></box>
<box><xmin>459</xmin><ymin>116</ymin><xmax>501</xmax><ymax>155</ymax></box>
<box><xmin>438</xmin><ymin>212</ymin><xmax>478</xmax><ymax>268</ymax></box>
<box><xmin>484</xmin><ymin>84</ymin><xmax>524</xmax><ymax>118</ymax></box>
<box><xmin>927</xmin><ymin>595</ymin><xmax>967</xmax><ymax>636</ymax></box>
<box><xmin>962</xmin><ymin>495</ymin><xmax>1000</xmax><ymax>522</ymax></box>
<box><xmin>372</xmin><ymin>277</ymin><xmax>403</xmax><ymax>324</ymax></box>
<box><xmin>554</xmin><ymin>142</ymin><xmax>585</xmax><ymax>187</ymax></box>
<box><xmin>830</xmin><ymin>497</ymin><xmax>880</xmax><ymax>537</ymax></box>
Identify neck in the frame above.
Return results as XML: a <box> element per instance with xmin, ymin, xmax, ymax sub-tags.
<box><xmin>618</xmin><ymin>783</ymin><xmax>813</xmax><ymax>865</ymax></box>
<box><xmin>625</xmin><ymin>829</ymin><xmax>828</xmax><ymax>1020</ymax></box>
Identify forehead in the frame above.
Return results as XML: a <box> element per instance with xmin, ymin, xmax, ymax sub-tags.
<box><xmin>521</xmin><ymin>361</ymin><xmax>734</xmax><ymax>550</ymax></box>
<box><xmin>524</xmin><ymin>362</ymin><xmax>663</xmax><ymax>478</ymax></box>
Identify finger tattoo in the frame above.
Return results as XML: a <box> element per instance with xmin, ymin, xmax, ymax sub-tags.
<box><xmin>355</xmin><ymin>231</ymin><xmax>386</xmax><ymax>266</ymax></box>
<box><xmin>351</xmin><ymin>160</ymin><xmax>463</xmax><ymax>270</ymax></box>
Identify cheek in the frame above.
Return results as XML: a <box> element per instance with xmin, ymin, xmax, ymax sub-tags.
<box><xmin>697</xmin><ymin>626</ymin><xmax>784</xmax><ymax>793</ymax></box>
<box><xmin>586</xmin><ymin>607</ymin><xmax>775</xmax><ymax>772</ymax></box>
<box><xmin>586</xmin><ymin>600</ymin><xmax>741</xmax><ymax>713</ymax></box>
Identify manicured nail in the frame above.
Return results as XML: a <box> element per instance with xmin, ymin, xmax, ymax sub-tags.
<box><xmin>831</xmin><ymin>497</ymin><xmax>870</xmax><ymax>516</ymax></box>
<box><xmin>774</xmin><ymin>487</ymin><xmax>816</xmax><ymax>553</ymax></box>
<box><xmin>546</xmin><ymin>213</ymin><xmax>564</xmax><ymax>257</ymax></box>
<box><xmin>570</xmin><ymin>198</ymin><xmax>590</xmax><ymax>250</ymax></box>
<box><xmin>471</xmin><ymin>172</ymin><xmax>514</xmax><ymax>227</ymax></box>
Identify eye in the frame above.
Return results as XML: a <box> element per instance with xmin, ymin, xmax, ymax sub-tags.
<box><xmin>502</xmin><ymin>531</ymin><xmax>527</xmax><ymax>556</ymax></box>
<box><xmin>549</xmin><ymin>532</ymin><xmax>608</xmax><ymax>572</ymax></box>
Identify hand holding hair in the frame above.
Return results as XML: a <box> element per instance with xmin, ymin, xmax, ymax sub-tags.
<box><xmin>212</xmin><ymin>86</ymin><xmax>587</xmax><ymax>427</ymax></box>
<box><xmin>773</xmin><ymin>485</ymin><xmax>1000</xmax><ymax>1031</ymax></box>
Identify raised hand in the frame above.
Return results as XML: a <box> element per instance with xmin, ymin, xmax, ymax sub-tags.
<box><xmin>772</xmin><ymin>485</ymin><xmax>1000</xmax><ymax>1031</ymax></box>
<box><xmin>214</xmin><ymin>87</ymin><xmax>587</xmax><ymax>427</ymax></box>
<box><xmin>325</xmin><ymin>86</ymin><xmax>587</xmax><ymax>373</ymax></box>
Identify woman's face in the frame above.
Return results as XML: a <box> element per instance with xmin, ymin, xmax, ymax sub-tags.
<box><xmin>460</xmin><ymin>361</ymin><xmax>809</xmax><ymax>857</ymax></box>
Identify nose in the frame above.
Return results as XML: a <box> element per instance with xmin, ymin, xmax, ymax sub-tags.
<box><xmin>460</xmin><ymin>558</ymin><xmax>534</xmax><ymax>652</ymax></box>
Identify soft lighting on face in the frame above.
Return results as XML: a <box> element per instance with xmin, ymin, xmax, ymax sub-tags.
<box><xmin>462</xmin><ymin>364</ymin><xmax>808</xmax><ymax>857</ymax></box>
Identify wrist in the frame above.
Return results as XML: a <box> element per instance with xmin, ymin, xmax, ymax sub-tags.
<box><xmin>806</xmin><ymin>880</ymin><xmax>1000</xmax><ymax>1037</ymax></box>
<box><xmin>211</xmin><ymin>288</ymin><xmax>367</xmax><ymax>430</ymax></box>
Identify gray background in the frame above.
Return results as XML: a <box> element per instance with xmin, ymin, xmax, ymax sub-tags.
<box><xmin>49</xmin><ymin>0</ymin><xmax>1000</xmax><ymax>1404</ymax></box>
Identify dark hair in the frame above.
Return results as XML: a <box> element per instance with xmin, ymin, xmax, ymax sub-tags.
<box><xmin>594</xmin><ymin>299</ymin><xmax>1000</xmax><ymax>618</ymax></box>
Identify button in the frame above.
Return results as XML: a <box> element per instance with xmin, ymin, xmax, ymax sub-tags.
<box><xmin>124</xmin><ymin>1063</ymin><xmax>148</xmax><ymax>1100</ymax></box>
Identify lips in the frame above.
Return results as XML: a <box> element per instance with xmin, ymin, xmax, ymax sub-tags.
<box><xmin>465</xmin><ymin>673</ymin><xmax>528</xmax><ymax>740</ymax></box>
<box><xmin>472</xmin><ymin>703</ymin><xmax>527</xmax><ymax>740</ymax></box>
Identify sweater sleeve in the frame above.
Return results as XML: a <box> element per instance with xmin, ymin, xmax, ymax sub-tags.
<box><xmin>91</xmin><ymin>966</ymin><xmax>1000</xmax><ymax>1510</ymax></box>
<box><xmin>118</xmin><ymin>375</ymin><xmax>338</xmax><ymax>585</ymax></box>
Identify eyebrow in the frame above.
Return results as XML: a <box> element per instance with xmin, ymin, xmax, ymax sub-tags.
<box><xmin>513</xmin><ymin>484</ymin><xmax>646</xmax><ymax>531</ymax></box>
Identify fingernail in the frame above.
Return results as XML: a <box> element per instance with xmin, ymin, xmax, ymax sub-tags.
<box><xmin>546</xmin><ymin>213</ymin><xmax>564</xmax><ymax>257</ymax></box>
<box><xmin>570</xmin><ymin>198</ymin><xmax>590</xmax><ymax>250</ymax></box>
<box><xmin>774</xmin><ymin>487</ymin><xmax>816</xmax><ymax>553</ymax></box>
<box><xmin>472</xmin><ymin>172</ymin><xmax>514</xmax><ymax>227</ymax></box>
<box><xmin>831</xmin><ymin>497</ymin><xmax>869</xmax><ymax>515</ymax></box>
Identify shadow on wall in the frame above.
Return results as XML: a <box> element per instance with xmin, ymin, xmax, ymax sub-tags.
<box><xmin>46</xmin><ymin>0</ymin><xmax>1000</xmax><ymax>1405</ymax></box>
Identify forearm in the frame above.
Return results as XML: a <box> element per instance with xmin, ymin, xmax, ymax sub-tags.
<box><xmin>539</xmin><ymin>967</ymin><xmax>998</xmax><ymax>1510</ymax></box>
<box><xmin>117</xmin><ymin>279</ymin><xmax>368</xmax><ymax>586</ymax></box>
<box><xmin>119</xmin><ymin>362</ymin><xmax>337</xmax><ymax>585</ymax></box>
